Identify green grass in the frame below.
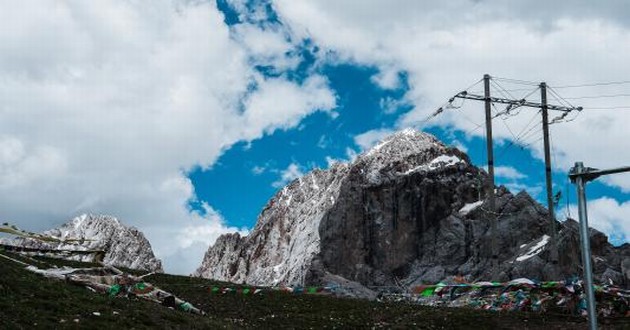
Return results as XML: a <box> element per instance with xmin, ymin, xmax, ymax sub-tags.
<box><xmin>1</xmin><ymin>253</ymin><xmax>628</xmax><ymax>329</ymax></box>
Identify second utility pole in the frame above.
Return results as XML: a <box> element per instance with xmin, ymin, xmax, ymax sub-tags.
<box><xmin>451</xmin><ymin>74</ymin><xmax>581</xmax><ymax>277</ymax></box>
<box><xmin>483</xmin><ymin>74</ymin><xmax>498</xmax><ymax>276</ymax></box>
<box><xmin>540</xmin><ymin>82</ymin><xmax>559</xmax><ymax>264</ymax></box>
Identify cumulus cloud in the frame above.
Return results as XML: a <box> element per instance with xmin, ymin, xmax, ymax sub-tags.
<box><xmin>568</xmin><ymin>197</ymin><xmax>630</xmax><ymax>244</ymax></box>
<box><xmin>169</xmin><ymin>203</ymin><xmax>248</xmax><ymax>275</ymax></box>
<box><xmin>272</xmin><ymin>0</ymin><xmax>630</xmax><ymax>241</ymax></box>
<box><xmin>251</xmin><ymin>166</ymin><xmax>267</xmax><ymax>175</ymax></box>
<box><xmin>353</xmin><ymin>129</ymin><xmax>395</xmax><ymax>151</ymax></box>
<box><xmin>272</xmin><ymin>163</ymin><xmax>304</xmax><ymax>188</ymax></box>
<box><xmin>0</xmin><ymin>0</ymin><xmax>335</xmax><ymax>274</ymax></box>
<box><xmin>494</xmin><ymin>166</ymin><xmax>527</xmax><ymax>180</ymax></box>
<box><xmin>272</xmin><ymin>1</ymin><xmax>630</xmax><ymax>181</ymax></box>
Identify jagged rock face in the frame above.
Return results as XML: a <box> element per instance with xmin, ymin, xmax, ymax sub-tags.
<box><xmin>9</xmin><ymin>214</ymin><xmax>163</xmax><ymax>272</ymax></box>
<box><xmin>196</xmin><ymin>129</ymin><xmax>630</xmax><ymax>289</ymax></box>
<box><xmin>313</xmin><ymin>131</ymin><xmax>487</xmax><ymax>286</ymax></box>
<box><xmin>195</xmin><ymin>164</ymin><xmax>349</xmax><ymax>285</ymax></box>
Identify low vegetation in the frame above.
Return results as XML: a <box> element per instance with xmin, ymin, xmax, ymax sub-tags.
<box><xmin>1</xmin><ymin>253</ymin><xmax>627</xmax><ymax>329</ymax></box>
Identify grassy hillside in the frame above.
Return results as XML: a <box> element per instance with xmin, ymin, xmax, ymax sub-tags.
<box><xmin>1</xmin><ymin>252</ymin><xmax>627</xmax><ymax>329</ymax></box>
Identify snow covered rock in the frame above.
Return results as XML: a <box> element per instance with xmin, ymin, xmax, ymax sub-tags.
<box><xmin>194</xmin><ymin>163</ymin><xmax>350</xmax><ymax>285</ymax></box>
<box><xmin>7</xmin><ymin>214</ymin><xmax>163</xmax><ymax>272</ymax></box>
<box><xmin>195</xmin><ymin>129</ymin><xmax>629</xmax><ymax>290</ymax></box>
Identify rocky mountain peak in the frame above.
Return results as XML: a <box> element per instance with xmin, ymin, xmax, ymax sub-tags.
<box><xmin>354</xmin><ymin>130</ymin><xmax>466</xmax><ymax>185</ymax></box>
<box><xmin>195</xmin><ymin>128</ymin><xmax>629</xmax><ymax>292</ymax></box>
<box><xmin>7</xmin><ymin>214</ymin><xmax>163</xmax><ymax>272</ymax></box>
<box><xmin>361</xmin><ymin>129</ymin><xmax>442</xmax><ymax>159</ymax></box>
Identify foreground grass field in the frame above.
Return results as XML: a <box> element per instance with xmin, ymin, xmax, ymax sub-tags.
<box><xmin>1</xmin><ymin>253</ymin><xmax>628</xmax><ymax>329</ymax></box>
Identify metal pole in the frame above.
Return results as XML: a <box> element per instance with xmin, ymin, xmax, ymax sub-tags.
<box><xmin>540</xmin><ymin>82</ymin><xmax>558</xmax><ymax>264</ymax></box>
<box><xmin>572</xmin><ymin>162</ymin><xmax>597</xmax><ymax>330</ymax></box>
<box><xmin>483</xmin><ymin>74</ymin><xmax>498</xmax><ymax>276</ymax></box>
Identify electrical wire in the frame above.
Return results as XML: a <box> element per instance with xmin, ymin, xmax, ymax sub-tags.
<box><xmin>519</xmin><ymin>86</ymin><xmax>542</xmax><ymax>101</ymax></box>
<box><xmin>419</xmin><ymin>78</ymin><xmax>484</xmax><ymax>126</ymax></box>
<box><xmin>497</xmin><ymin>122</ymin><xmax>542</xmax><ymax>159</ymax></box>
<box><xmin>520</xmin><ymin>136</ymin><xmax>543</xmax><ymax>150</ymax></box>
<box><xmin>552</xmin><ymin>80</ymin><xmax>630</xmax><ymax>89</ymax></box>
<box><xmin>584</xmin><ymin>105</ymin><xmax>630</xmax><ymax>109</ymax></box>
<box><xmin>491</xmin><ymin>79</ymin><xmax>517</xmax><ymax>101</ymax></box>
<box><xmin>562</xmin><ymin>93</ymin><xmax>630</xmax><ymax>100</ymax></box>
<box><xmin>492</xmin><ymin>103</ymin><xmax>519</xmax><ymax>142</ymax></box>
<box><xmin>496</xmin><ymin>111</ymin><xmax>542</xmax><ymax>159</ymax></box>
<box><xmin>547</xmin><ymin>86</ymin><xmax>576</xmax><ymax>108</ymax></box>
<box><xmin>492</xmin><ymin>76</ymin><xmax>540</xmax><ymax>86</ymax></box>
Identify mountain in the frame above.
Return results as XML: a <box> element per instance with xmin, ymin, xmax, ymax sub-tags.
<box><xmin>195</xmin><ymin>129</ymin><xmax>630</xmax><ymax>290</ymax></box>
<box><xmin>5</xmin><ymin>214</ymin><xmax>163</xmax><ymax>272</ymax></box>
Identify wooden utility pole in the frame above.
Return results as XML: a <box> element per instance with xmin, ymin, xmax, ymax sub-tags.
<box><xmin>483</xmin><ymin>74</ymin><xmax>498</xmax><ymax>275</ymax></box>
<box><xmin>451</xmin><ymin>75</ymin><xmax>581</xmax><ymax>276</ymax></box>
<box><xmin>540</xmin><ymin>82</ymin><xmax>559</xmax><ymax>263</ymax></box>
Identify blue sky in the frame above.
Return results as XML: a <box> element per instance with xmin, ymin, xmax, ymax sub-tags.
<box><xmin>188</xmin><ymin>63</ymin><xmax>409</xmax><ymax>228</ymax></box>
<box><xmin>189</xmin><ymin>1</ymin><xmax>630</xmax><ymax>245</ymax></box>
<box><xmin>2</xmin><ymin>0</ymin><xmax>630</xmax><ymax>274</ymax></box>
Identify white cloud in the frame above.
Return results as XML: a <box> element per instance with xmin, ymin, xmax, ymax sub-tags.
<box><xmin>0</xmin><ymin>137</ymin><xmax>67</xmax><ymax>189</ymax></box>
<box><xmin>272</xmin><ymin>0</ymin><xmax>630</xmax><ymax>242</ymax></box>
<box><xmin>252</xmin><ymin>166</ymin><xmax>266</xmax><ymax>175</ymax></box>
<box><xmin>177</xmin><ymin>204</ymin><xmax>248</xmax><ymax>249</ymax></box>
<box><xmin>379</xmin><ymin>97</ymin><xmax>407</xmax><ymax>115</ymax></box>
<box><xmin>240</xmin><ymin>75</ymin><xmax>336</xmax><ymax>139</ymax></box>
<box><xmin>371</xmin><ymin>66</ymin><xmax>402</xmax><ymax>90</ymax></box>
<box><xmin>0</xmin><ymin>0</ymin><xmax>335</xmax><ymax>274</ymax></box>
<box><xmin>494</xmin><ymin>166</ymin><xmax>527</xmax><ymax>180</ymax></box>
<box><xmin>345</xmin><ymin>147</ymin><xmax>359</xmax><ymax>163</ymax></box>
<box><xmin>353</xmin><ymin>129</ymin><xmax>395</xmax><ymax>151</ymax></box>
<box><xmin>317</xmin><ymin>135</ymin><xmax>329</xmax><ymax>149</ymax></box>
<box><xmin>272</xmin><ymin>163</ymin><xmax>304</xmax><ymax>188</ymax></box>
<box><xmin>232</xmin><ymin>23</ymin><xmax>300</xmax><ymax>72</ymax></box>
<box><xmin>450</xmin><ymin>140</ymin><xmax>469</xmax><ymax>153</ymax></box>
<box><xmin>568</xmin><ymin>197</ymin><xmax>630</xmax><ymax>243</ymax></box>
<box><xmin>272</xmin><ymin>1</ymin><xmax>630</xmax><ymax>188</ymax></box>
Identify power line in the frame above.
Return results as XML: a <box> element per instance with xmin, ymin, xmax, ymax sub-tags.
<box><xmin>492</xmin><ymin>76</ymin><xmax>540</xmax><ymax>86</ymax></box>
<box><xmin>562</xmin><ymin>93</ymin><xmax>630</xmax><ymax>100</ymax></box>
<box><xmin>521</xmin><ymin>136</ymin><xmax>543</xmax><ymax>150</ymax></box>
<box><xmin>496</xmin><ymin>112</ymin><xmax>541</xmax><ymax>159</ymax></box>
<box><xmin>552</xmin><ymin>80</ymin><xmax>630</xmax><ymax>89</ymax></box>
<box><xmin>418</xmin><ymin>79</ymin><xmax>483</xmax><ymax>126</ymax></box>
<box><xmin>547</xmin><ymin>86</ymin><xmax>576</xmax><ymax>108</ymax></box>
<box><xmin>584</xmin><ymin>106</ymin><xmax>630</xmax><ymax>110</ymax></box>
<box><xmin>493</xmin><ymin>103</ymin><xmax>518</xmax><ymax>142</ymax></box>
<box><xmin>436</xmin><ymin>74</ymin><xmax>582</xmax><ymax>276</ymax></box>
<box><xmin>491</xmin><ymin>79</ymin><xmax>517</xmax><ymax>101</ymax></box>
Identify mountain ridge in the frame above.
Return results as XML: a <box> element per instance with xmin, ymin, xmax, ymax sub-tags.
<box><xmin>5</xmin><ymin>213</ymin><xmax>163</xmax><ymax>272</ymax></box>
<box><xmin>195</xmin><ymin>129</ymin><xmax>630</xmax><ymax>290</ymax></box>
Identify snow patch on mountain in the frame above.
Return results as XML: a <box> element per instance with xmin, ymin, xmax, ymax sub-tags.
<box><xmin>516</xmin><ymin>235</ymin><xmax>550</xmax><ymax>262</ymax></box>
<box><xmin>7</xmin><ymin>214</ymin><xmax>163</xmax><ymax>272</ymax></box>
<box><xmin>195</xmin><ymin>128</ymin><xmax>630</xmax><ymax>290</ymax></box>
<box><xmin>195</xmin><ymin>162</ymin><xmax>350</xmax><ymax>285</ymax></box>
<box><xmin>459</xmin><ymin>200</ymin><xmax>483</xmax><ymax>216</ymax></box>
<box><xmin>195</xmin><ymin>129</ymin><xmax>460</xmax><ymax>285</ymax></box>
<box><xmin>356</xmin><ymin>129</ymin><xmax>459</xmax><ymax>184</ymax></box>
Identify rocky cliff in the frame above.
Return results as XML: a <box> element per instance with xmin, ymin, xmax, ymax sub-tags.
<box><xmin>7</xmin><ymin>214</ymin><xmax>163</xmax><ymax>272</ymax></box>
<box><xmin>195</xmin><ymin>129</ymin><xmax>630</xmax><ymax>289</ymax></box>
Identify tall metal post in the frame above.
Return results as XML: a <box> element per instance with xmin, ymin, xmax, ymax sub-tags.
<box><xmin>483</xmin><ymin>74</ymin><xmax>498</xmax><ymax>275</ymax></box>
<box><xmin>540</xmin><ymin>82</ymin><xmax>558</xmax><ymax>264</ymax></box>
<box><xmin>571</xmin><ymin>162</ymin><xmax>597</xmax><ymax>330</ymax></box>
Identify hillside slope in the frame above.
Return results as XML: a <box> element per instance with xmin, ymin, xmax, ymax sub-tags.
<box><xmin>2</xmin><ymin>252</ymin><xmax>619</xmax><ymax>329</ymax></box>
